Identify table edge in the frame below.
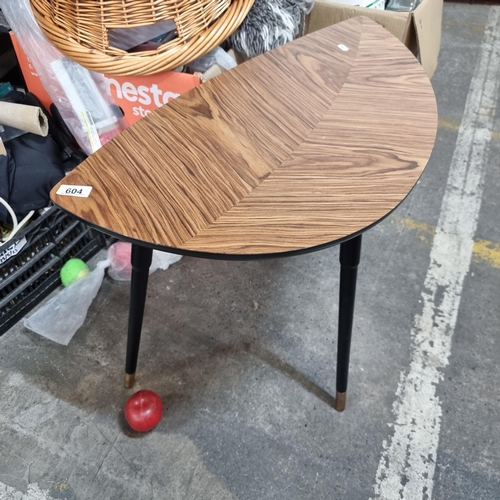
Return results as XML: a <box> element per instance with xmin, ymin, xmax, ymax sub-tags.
<box><xmin>52</xmin><ymin>173</ymin><xmax>424</xmax><ymax>260</ymax></box>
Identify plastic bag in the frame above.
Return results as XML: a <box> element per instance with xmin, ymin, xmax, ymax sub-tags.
<box><xmin>23</xmin><ymin>244</ymin><xmax>182</xmax><ymax>344</ymax></box>
<box><xmin>0</xmin><ymin>0</ymin><xmax>127</xmax><ymax>155</ymax></box>
<box><xmin>188</xmin><ymin>47</ymin><xmax>237</xmax><ymax>74</ymax></box>
<box><xmin>23</xmin><ymin>260</ymin><xmax>110</xmax><ymax>345</ymax></box>
<box><xmin>108</xmin><ymin>20</ymin><xmax>176</xmax><ymax>50</ymax></box>
<box><xmin>108</xmin><ymin>241</ymin><xmax>182</xmax><ymax>281</ymax></box>
<box><xmin>151</xmin><ymin>249</ymin><xmax>183</xmax><ymax>272</ymax></box>
<box><xmin>107</xmin><ymin>241</ymin><xmax>133</xmax><ymax>281</ymax></box>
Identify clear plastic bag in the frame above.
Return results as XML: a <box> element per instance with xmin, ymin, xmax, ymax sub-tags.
<box><xmin>108</xmin><ymin>20</ymin><xmax>176</xmax><ymax>50</ymax></box>
<box><xmin>108</xmin><ymin>241</ymin><xmax>182</xmax><ymax>281</ymax></box>
<box><xmin>23</xmin><ymin>244</ymin><xmax>182</xmax><ymax>344</ymax></box>
<box><xmin>0</xmin><ymin>0</ymin><xmax>126</xmax><ymax>155</ymax></box>
<box><xmin>108</xmin><ymin>241</ymin><xmax>133</xmax><ymax>281</ymax></box>
<box><xmin>188</xmin><ymin>47</ymin><xmax>237</xmax><ymax>74</ymax></box>
<box><xmin>23</xmin><ymin>260</ymin><xmax>110</xmax><ymax>345</ymax></box>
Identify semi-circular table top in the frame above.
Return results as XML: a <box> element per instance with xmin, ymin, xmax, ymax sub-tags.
<box><xmin>51</xmin><ymin>16</ymin><xmax>437</xmax><ymax>259</ymax></box>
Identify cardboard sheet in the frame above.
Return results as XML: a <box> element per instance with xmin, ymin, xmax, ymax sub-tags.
<box><xmin>307</xmin><ymin>0</ymin><xmax>443</xmax><ymax>78</ymax></box>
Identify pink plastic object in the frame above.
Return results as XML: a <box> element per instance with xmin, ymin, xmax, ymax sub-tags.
<box><xmin>108</xmin><ymin>241</ymin><xmax>132</xmax><ymax>281</ymax></box>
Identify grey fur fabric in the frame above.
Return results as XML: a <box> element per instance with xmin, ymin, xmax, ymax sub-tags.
<box><xmin>230</xmin><ymin>0</ymin><xmax>314</xmax><ymax>58</ymax></box>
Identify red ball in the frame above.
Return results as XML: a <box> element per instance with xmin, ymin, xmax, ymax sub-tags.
<box><xmin>124</xmin><ymin>390</ymin><xmax>163</xmax><ymax>432</ymax></box>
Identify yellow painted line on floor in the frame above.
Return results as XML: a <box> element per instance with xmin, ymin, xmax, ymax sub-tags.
<box><xmin>472</xmin><ymin>238</ymin><xmax>500</xmax><ymax>268</ymax></box>
<box><xmin>438</xmin><ymin>115</ymin><xmax>461</xmax><ymax>132</ymax></box>
<box><xmin>392</xmin><ymin>217</ymin><xmax>500</xmax><ymax>268</ymax></box>
<box><xmin>444</xmin><ymin>19</ymin><xmax>485</xmax><ymax>34</ymax></box>
<box><xmin>438</xmin><ymin>116</ymin><xmax>500</xmax><ymax>140</ymax></box>
<box><xmin>392</xmin><ymin>217</ymin><xmax>435</xmax><ymax>244</ymax></box>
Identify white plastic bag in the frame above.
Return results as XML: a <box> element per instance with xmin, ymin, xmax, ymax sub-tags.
<box><xmin>151</xmin><ymin>249</ymin><xmax>183</xmax><ymax>272</ymax></box>
<box><xmin>23</xmin><ymin>260</ymin><xmax>110</xmax><ymax>345</ymax></box>
<box><xmin>108</xmin><ymin>241</ymin><xmax>182</xmax><ymax>281</ymax></box>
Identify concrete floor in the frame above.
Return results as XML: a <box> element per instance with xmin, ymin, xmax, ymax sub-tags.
<box><xmin>1</xmin><ymin>3</ymin><xmax>500</xmax><ymax>499</ymax></box>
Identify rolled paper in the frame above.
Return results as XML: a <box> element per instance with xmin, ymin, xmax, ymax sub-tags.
<box><xmin>0</xmin><ymin>101</ymin><xmax>48</xmax><ymax>136</ymax></box>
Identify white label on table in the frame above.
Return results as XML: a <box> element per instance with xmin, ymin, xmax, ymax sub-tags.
<box><xmin>56</xmin><ymin>185</ymin><xmax>93</xmax><ymax>198</ymax></box>
<box><xmin>338</xmin><ymin>44</ymin><xmax>349</xmax><ymax>52</ymax></box>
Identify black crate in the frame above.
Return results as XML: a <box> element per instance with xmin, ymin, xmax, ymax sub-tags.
<box><xmin>0</xmin><ymin>206</ymin><xmax>106</xmax><ymax>336</ymax></box>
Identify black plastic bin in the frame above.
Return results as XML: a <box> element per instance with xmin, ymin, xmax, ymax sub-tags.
<box><xmin>0</xmin><ymin>206</ymin><xmax>106</xmax><ymax>336</ymax></box>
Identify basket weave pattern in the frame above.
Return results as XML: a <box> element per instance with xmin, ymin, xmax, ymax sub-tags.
<box><xmin>30</xmin><ymin>0</ymin><xmax>253</xmax><ymax>75</ymax></box>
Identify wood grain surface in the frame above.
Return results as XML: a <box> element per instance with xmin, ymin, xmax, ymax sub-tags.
<box><xmin>51</xmin><ymin>16</ymin><xmax>437</xmax><ymax>256</ymax></box>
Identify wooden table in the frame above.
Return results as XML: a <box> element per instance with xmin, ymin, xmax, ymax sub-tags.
<box><xmin>51</xmin><ymin>16</ymin><xmax>437</xmax><ymax>411</ymax></box>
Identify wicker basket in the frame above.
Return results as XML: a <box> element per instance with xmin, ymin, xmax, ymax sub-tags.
<box><xmin>30</xmin><ymin>0</ymin><xmax>254</xmax><ymax>76</ymax></box>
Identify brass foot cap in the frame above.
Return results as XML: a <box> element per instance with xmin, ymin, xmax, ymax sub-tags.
<box><xmin>124</xmin><ymin>373</ymin><xmax>135</xmax><ymax>389</ymax></box>
<box><xmin>335</xmin><ymin>392</ymin><xmax>346</xmax><ymax>412</ymax></box>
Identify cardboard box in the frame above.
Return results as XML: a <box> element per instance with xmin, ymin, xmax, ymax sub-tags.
<box><xmin>306</xmin><ymin>0</ymin><xmax>443</xmax><ymax>78</ymax></box>
<box><xmin>10</xmin><ymin>32</ymin><xmax>202</xmax><ymax>126</ymax></box>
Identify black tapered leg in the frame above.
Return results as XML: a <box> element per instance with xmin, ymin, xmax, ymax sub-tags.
<box><xmin>124</xmin><ymin>244</ymin><xmax>153</xmax><ymax>388</ymax></box>
<box><xmin>335</xmin><ymin>235</ymin><xmax>362</xmax><ymax>411</ymax></box>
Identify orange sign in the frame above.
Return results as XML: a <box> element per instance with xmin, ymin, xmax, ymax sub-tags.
<box><xmin>106</xmin><ymin>72</ymin><xmax>201</xmax><ymax>125</ymax></box>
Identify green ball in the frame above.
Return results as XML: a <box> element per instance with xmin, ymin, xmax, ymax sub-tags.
<box><xmin>60</xmin><ymin>258</ymin><xmax>90</xmax><ymax>287</ymax></box>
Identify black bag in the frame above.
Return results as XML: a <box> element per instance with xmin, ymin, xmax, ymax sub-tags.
<box><xmin>0</xmin><ymin>149</ymin><xmax>15</xmax><ymax>220</ymax></box>
<box><xmin>0</xmin><ymin>90</ymin><xmax>86</xmax><ymax>225</ymax></box>
<box><xmin>0</xmin><ymin>134</ymin><xmax>65</xmax><ymax>224</ymax></box>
